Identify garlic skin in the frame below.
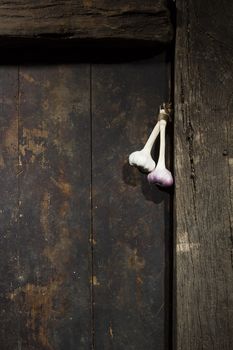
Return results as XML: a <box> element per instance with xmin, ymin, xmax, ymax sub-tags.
<box><xmin>129</xmin><ymin>121</ymin><xmax>160</xmax><ymax>173</ymax></box>
<box><xmin>129</xmin><ymin>149</ymin><xmax>155</xmax><ymax>173</ymax></box>
<box><xmin>148</xmin><ymin>167</ymin><xmax>173</xmax><ymax>187</ymax></box>
<box><xmin>147</xmin><ymin>119</ymin><xmax>173</xmax><ymax>187</ymax></box>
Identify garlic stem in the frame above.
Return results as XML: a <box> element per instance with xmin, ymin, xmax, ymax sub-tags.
<box><xmin>147</xmin><ymin>118</ymin><xmax>173</xmax><ymax>187</ymax></box>
<box><xmin>143</xmin><ymin>121</ymin><xmax>160</xmax><ymax>153</ymax></box>
<box><xmin>129</xmin><ymin>120</ymin><xmax>160</xmax><ymax>172</ymax></box>
<box><xmin>157</xmin><ymin>119</ymin><xmax>166</xmax><ymax>169</ymax></box>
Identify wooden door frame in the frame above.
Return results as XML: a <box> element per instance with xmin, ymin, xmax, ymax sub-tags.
<box><xmin>0</xmin><ymin>2</ymin><xmax>173</xmax><ymax>48</ymax></box>
<box><xmin>174</xmin><ymin>0</ymin><xmax>233</xmax><ymax>349</ymax></box>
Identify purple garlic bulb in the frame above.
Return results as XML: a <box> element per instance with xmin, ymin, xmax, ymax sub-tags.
<box><xmin>147</xmin><ymin>119</ymin><xmax>173</xmax><ymax>187</ymax></box>
<box><xmin>148</xmin><ymin>167</ymin><xmax>173</xmax><ymax>187</ymax></box>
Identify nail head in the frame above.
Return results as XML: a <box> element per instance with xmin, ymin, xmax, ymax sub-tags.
<box><xmin>223</xmin><ymin>149</ymin><xmax>228</xmax><ymax>156</ymax></box>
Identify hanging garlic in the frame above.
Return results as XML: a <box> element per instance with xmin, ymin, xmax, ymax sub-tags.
<box><xmin>147</xmin><ymin>104</ymin><xmax>173</xmax><ymax>187</ymax></box>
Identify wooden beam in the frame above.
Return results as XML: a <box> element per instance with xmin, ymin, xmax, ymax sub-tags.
<box><xmin>0</xmin><ymin>1</ymin><xmax>172</xmax><ymax>47</ymax></box>
<box><xmin>175</xmin><ymin>0</ymin><xmax>233</xmax><ymax>349</ymax></box>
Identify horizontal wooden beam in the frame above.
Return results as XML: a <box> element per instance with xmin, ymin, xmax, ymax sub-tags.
<box><xmin>0</xmin><ymin>1</ymin><xmax>173</xmax><ymax>48</ymax></box>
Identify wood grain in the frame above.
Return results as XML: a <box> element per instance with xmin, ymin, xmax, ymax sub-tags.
<box><xmin>0</xmin><ymin>56</ymin><xmax>173</xmax><ymax>349</ymax></box>
<box><xmin>92</xmin><ymin>56</ymin><xmax>172</xmax><ymax>349</ymax></box>
<box><xmin>0</xmin><ymin>65</ymin><xmax>92</xmax><ymax>349</ymax></box>
<box><xmin>0</xmin><ymin>0</ymin><xmax>172</xmax><ymax>47</ymax></box>
<box><xmin>0</xmin><ymin>67</ymin><xmax>21</xmax><ymax>350</ymax></box>
<box><xmin>175</xmin><ymin>0</ymin><xmax>233</xmax><ymax>349</ymax></box>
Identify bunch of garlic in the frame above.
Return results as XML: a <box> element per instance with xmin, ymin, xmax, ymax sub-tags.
<box><xmin>129</xmin><ymin>103</ymin><xmax>173</xmax><ymax>188</ymax></box>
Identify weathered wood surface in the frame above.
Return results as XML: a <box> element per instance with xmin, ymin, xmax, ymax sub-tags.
<box><xmin>175</xmin><ymin>0</ymin><xmax>233</xmax><ymax>349</ymax></box>
<box><xmin>0</xmin><ymin>67</ymin><xmax>20</xmax><ymax>350</ymax></box>
<box><xmin>0</xmin><ymin>1</ymin><xmax>173</xmax><ymax>46</ymax></box>
<box><xmin>92</xmin><ymin>56</ymin><xmax>172</xmax><ymax>349</ymax></box>
<box><xmin>0</xmin><ymin>65</ymin><xmax>92</xmax><ymax>349</ymax></box>
<box><xmin>0</xmin><ymin>56</ymin><xmax>172</xmax><ymax>349</ymax></box>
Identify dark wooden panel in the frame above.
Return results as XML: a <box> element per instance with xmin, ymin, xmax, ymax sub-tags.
<box><xmin>0</xmin><ymin>65</ymin><xmax>92</xmax><ymax>350</ymax></box>
<box><xmin>175</xmin><ymin>0</ymin><xmax>233</xmax><ymax>349</ymax></box>
<box><xmin>0</xmin><ymin>67</ymin><xmax>21</xmax><ymax>350</ymax></box>
<box><xmin>0</xmin><ymin>1</ymin><xmax>172</xmax><ymax>47</ymax></box>
<box><xmin>92</xmin><ymin>55</ymin><xmax>172</xmax><ymax>349</ymax></box>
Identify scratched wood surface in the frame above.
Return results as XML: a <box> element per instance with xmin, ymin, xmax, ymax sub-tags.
<box><xmin>175</xmin><ymin>0</ymin><xmax>233</xmax><ymax>349</ymax></box>
<box><xmin>92</xmin><ymin>55</ymin><xmax>172</xmax><ymax>350</ymax></box>
<box><xmin>0</xmin><ymin>56</ymin><xmax>172</xmax><ymax>349</ymax></box>
<box><xmin>0</xmin><ymin>65</ymin><xmax>92</xmax><ymax>349</ymax></box>
<box><xmin>0</xmin><ymin>67</ymin><xmax>20</xmax><ymax>350</ymax></box>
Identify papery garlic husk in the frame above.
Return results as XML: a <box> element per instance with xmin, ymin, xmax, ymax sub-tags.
<box><xmin>129</xmin><ymin>148</ymin><xmax>155</xmax><ymax>173</ymax></box>
<box><xmin>147</xmin><ymin>166</ymin><xmax>173</xmax><ymax>187</ymax></box>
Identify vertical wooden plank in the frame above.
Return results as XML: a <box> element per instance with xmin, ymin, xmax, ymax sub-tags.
<box><xmin>92</xmin><ymin>55</ymin><xmax>172</xmax><ymax>349</ymax></box>
<box><xmin>5</xmin><ymin>65</ymin><xmax>91</xmax><ymax>349</ymax></box>
<box><xmin>0</xmin><ymin>67</ymin><xmax>20</xmax><ymax>349</ymax></box>
<box><xmin>175</xmin><ymin>0</ymin><xmax>233</xmax><ymax>349</ymax></box>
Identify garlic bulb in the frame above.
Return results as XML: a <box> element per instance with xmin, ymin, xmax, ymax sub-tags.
<box><xmin>129</xmin><ymin>121</ymin><xmax>160</xmax><ymax>173</ymax></box>
<box><xmin>148</xmin><ymin>166</ymin><xmax>173</xmax><ymax>187</ymax></box>
<box><xmin>129</xmin><ymin>149</ymin><xmax>155</xmax><ymax>173</ymax></box>
<box><xmin>147</xmin><ymin>119</ymin><xmax>173</xmax><ymax>187</ymax></box>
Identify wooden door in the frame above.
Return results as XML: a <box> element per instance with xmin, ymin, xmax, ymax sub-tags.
<box><xmin>0</xmin><ymin>53</ymin><xmax>172</xmax><ymax>349</ymax></box>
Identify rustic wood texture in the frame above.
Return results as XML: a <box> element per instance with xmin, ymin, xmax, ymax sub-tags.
<box><xmin>92</xmin><ymin>56</ymin><xmax>172</xmax><ymax>349</ymax></box>
<box><xmin>0</xmin><ymin>65</ymin><xmax>92</xmax><ymax>349</ymax></box>
<box><xmin>0</xmin><ymin>67</ymin><xmax>20</xmax><ymax>350</ymax></box>
<box><xmin>0</xmin><ymin>56</ymin><xmax>172</xmax><ymax>349</ymax></box>
<box><xmin>0</xmin><ymin>0</ymin><xmax>172</xmax><ymax>47</ymax></box>
<box><xmin>175</xmin><ymin>0</ymin><xmax>233</xmax><ymax>349</ymax></box>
